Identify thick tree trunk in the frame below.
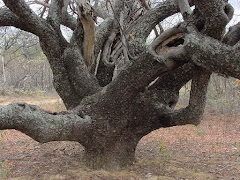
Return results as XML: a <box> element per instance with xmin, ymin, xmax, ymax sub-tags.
<box><xmin>84</xmin><ymin>139</ymin><xmax>138</xmax><ymax>170</ymax></box>
<box><xmin>1</xmin><ymin>0</ymin><xmax>239</xmax><ymax>172</ymax></box>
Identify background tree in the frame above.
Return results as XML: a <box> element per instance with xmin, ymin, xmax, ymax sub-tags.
<box><xmin>0</xmin><ymin>28</ymin><xmax>54</xmax><ymax>91</ymax></box>
<box><xmin>0</xmin><ymin>0</ymin><xmax>239</xmax><ymax>170</ymax></box>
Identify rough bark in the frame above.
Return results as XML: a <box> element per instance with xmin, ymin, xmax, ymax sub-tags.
<box><xmin>0</xmin><ymin>0</ymin><xmax>240</xmax><ymax>171</ymax></box>
<box><xmin>0</xmin><ymin>103</ymin><xmax>92</xmax><ymax>145</ymax></box>
<box><xmin>184</xmin><ymin>33</ymin><xmax>240</xmax><ymax>78</ymax></box>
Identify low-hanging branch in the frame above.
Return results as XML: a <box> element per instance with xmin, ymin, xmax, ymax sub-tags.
<box><xmin>0</xmin><ymin>103</ymin><xmax>92</xmax><ymax>145</ymax></box>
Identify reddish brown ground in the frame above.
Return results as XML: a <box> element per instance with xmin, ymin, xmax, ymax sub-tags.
<box><xmin>0</xmin><ymin>96</ymin><xmax>239</xmax><ymax>180</ymax></box>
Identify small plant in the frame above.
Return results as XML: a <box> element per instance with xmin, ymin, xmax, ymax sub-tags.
<box><xmin>0</xmin><ymin>130</ymin><xmax>6</xmax><ymax>144</ymax></box>
<box><xmin>0</xmin><ymin>161</ymin><xmax>11</xmax><ymax>178</ymax></box>
<box><xmin>195</xmin><ymin>127</ymin><xmax>206</xmax><ymax>137</ymax></box>
<box><xmin>232</xmin><ymin>142</ymin><xmax>240</xmax><ymax>156</ymax></box>
<box><xmin>158</xmin><ymin>162</ymin><xmax>165</xmax><ymax>168</ymax></box>
<box><xmin>30</xmin><ymin>167</ymin><xmax>35</xmax><ymax>174</ymax></box>
<box><xmin>24</xmin><ymin>142</ymin><xmax>30</xmax><ymax>147</ymax></box>
<box><xmin>159</xmin><ymin>142</ymin><xmax>168</xmax><ymax>154</ymax></box>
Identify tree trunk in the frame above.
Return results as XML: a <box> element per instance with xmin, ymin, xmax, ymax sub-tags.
<box><xmin>1</xmin><ymin>0</ymin><xmax>239</xmax><ymax>172</ymax></box>
<box><xmin>84</xmin><ymin>138</ymin><xmax>138</xmax><ymax>170</ymax></box>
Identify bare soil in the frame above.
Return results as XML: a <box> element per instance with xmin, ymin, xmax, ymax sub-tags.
<box><xmin>0</xmin><ymin>96</ymin><xmax>239</xmax><ymax>180</ymax></box>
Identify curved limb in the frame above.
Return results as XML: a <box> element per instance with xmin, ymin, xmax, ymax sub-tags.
<box><xmin>223</xmin><ymin>22</ymin><xmax>240</xmax><ymax>46</ymax></box>
<box><xmin>194</xmin><ymin>0</ymin><xmax>233</xmax><ymax>39</ymax></box>
<box><xmin>3</xmin><ymin>0</ymin><xmax>52</xmax><ymax>37</ymax></box>
<box><xmin>161</xmin><ymin>68</ymin><xmax>211</xmax><ymax>127</ymax></box>
<box><xmin>133</xmin><ymin>67</ymin><xmax>210</xmax><ymax>138</ymax></box>
<box><xmin>0</xmin><ymin>103</ymin><xmax>92</xmax><ymax>145</ymax></box>
<box><xmin>184</xmin><ymin>32</ymin><xmax>240</xmax><ymax>78</ymax></box>
<box><xmin>0</xmin><ymin>8</ymin><xmax>38</xmax><ymax>35</ymax></box>
<box><xmin>34</xmin><ymin>0</ymin><xmax>77</xmax><ymax>30</ymax></box>
<box><xmin>130</xmin><ymin>0</ymin><xmax>194</xmax><ymax>44</ymax></box>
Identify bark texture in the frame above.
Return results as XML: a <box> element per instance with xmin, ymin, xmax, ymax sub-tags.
<box><xmin>0</xmin><ymin>0</ymin><xmax>239</xmax><ymax>170</ymax></box>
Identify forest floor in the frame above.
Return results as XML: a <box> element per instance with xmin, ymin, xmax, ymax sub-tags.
<box><xmin>0</xmin><ymin>95</ymin><xmax>239</xmax><ymax>180</ymax></box>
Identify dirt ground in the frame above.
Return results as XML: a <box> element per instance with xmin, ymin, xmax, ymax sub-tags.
<box><xmin>0</xmin><ymin>95</ymin><xmax>239</xmax><ymax>180</ymax></box>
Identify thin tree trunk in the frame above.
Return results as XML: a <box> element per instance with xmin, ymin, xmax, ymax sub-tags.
<box><xmin>2</xmin><ymin>55</ymin><xmax>6</xmax><ymax>84</ymax></box>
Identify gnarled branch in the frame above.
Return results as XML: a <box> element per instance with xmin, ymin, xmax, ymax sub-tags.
<box><xmin>223</xmin><ymin>22</ymin><xmax>240</xmax><ymax>46</ymax></box>
<box><xmin>35</xmin><ymin>0</ymin><xmax>77</xmax><ymax>30</ymax></box>
<box><xmin>3</xmin><ymin>0</ymin><xmax>51</xmax><ymax>37</ymax></box>
<box><xmin>0</xmin><ymin>8</ymin><xmax>36</xmax><ymax>35</ymax></box>
<box><xmin>103</xmin><ymin>51</ymin><xmax>175</xmax><ymax>103</ymax></box>
<box><xmin>135</xmin><ymin>67</ymin><xmax>210</xmax><ymax>138</ymax></box>
<box><xmin>131</xmin><ymin>0</ymin><xmax>193</xmax><ymax>44</ymax></box>
<box><xmin>194</xmin><ymin>0</ymin><xmax>232</xmax><ymax>39</ymax></box>
<box><xmin>0</xmin><ymin>103</ymin><xmax>92</xmax><ymax>145</ymax></box>
<box><xmin>161</xmin><ymin>68</ymin><xmax>211</xmax><ymax>127</ymax></box>
<box><xmin>184</xmin><ymin>32</ymin><xmax>240</xmax><ymax>79</ymax></box>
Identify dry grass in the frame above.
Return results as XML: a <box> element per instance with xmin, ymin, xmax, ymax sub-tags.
<box><xmin>0</xmin><ymin>95</ymin><xmax>239</xmax><ymax>180</ymax></box>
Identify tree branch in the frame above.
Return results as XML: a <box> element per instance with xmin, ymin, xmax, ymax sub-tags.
<box><xmin>0</xmin><ymin>8</ymin><xmax>36</xmax><ymax>35</ymax></box>
<box><xmin>223</xmin><ymin>22</ymin><xmax>240</xmax><ymax>46</ymax></box>
<box><xmin>149</xmin><ymin>63</ymin><xmax>198</xmax><ymax>92</ymax></box>
<box><xmin>2</xmin><ymin>0</ymin><xmax>51</xmax><ymax>37</ymax></box>
<box><xmin>94</xmin><ymin>18</ymin><xmax>114</xmax><ymax>58</ymax></box>
<box><xmin>35</xmin><ymin>0</ymin><xmax>50</xmax><ymax>8</ymax></box>
<box><xmin>93</xmin><ymin>17</ymin><xmax>115</xmax><ymax>86</ymax></box>
<box><xmin>94</xmin><ymin>6</ymin><xmax>110</xmax><ymax>19</ymax></box>
<box><xmin>61</xmin><ymin>11</ymin><xmax>78</xmax><ymax>30</ymax></box>
<box><xmin>35</xmin><ymin>0</ymin><xmax>77</xmax><ymax>30</ymax></box>
<box><xmin>139</xmin><ymin>0</ymin><xmax>163</xmax><ymax>37</ymax></box>
<box><xmin>61</xmin><ymin>45</ymin><xmax>101</xmax><ymax>97</ymax></box>
<box><xmin>47</xmin><ymin>0</ymin><xmax>64</xmax><ymax>30</ymax></box>
<box><xmin>184</xmin><ymin>32</ymin><xmax>240</xmax><ymax>79</ymax></box>
<box><xmin>0</xmin><ymin>103</ymin><xmax>92</xmax><ymax>145</ymax></box>
<box><xmin>40</xmin><ymin>0</ymin><xmax>50</xmax><ymax>18</ymax></box>
<box><xmin>130</xmin><ymin>0</ymin><xmax>193</xmax><ymax>44</ymax></box>
<box><xmin>103</xmin><ymin>52</ymin><xmax>176</xmax><ymax>103</ymax></box>
<box><xmin>134</xmin><ymin>67</ymin><xmax>210</xmax><ymax>138</ymax></box>
<box><xmin>178</xmin><ymin>0</ymin><xmax>192</xmax><ymax>20</ymax></box>
<box><xmin>161</xmin><ymin>68</ymin><xmax>211</xmax><ymax>127</ymax></box>
<box><xmin>194</xmin><ymin>0</ymin><xmax>231</xmax><ymax>39</ymax></box>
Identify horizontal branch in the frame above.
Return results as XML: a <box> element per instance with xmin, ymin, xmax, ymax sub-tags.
<box><xmin>0</xmin><ymin>103</ymin><xmax>92</xmax><ymax>145</ymax></box>
<box><xmin>0</xmin><ymin>8</ymin><xmax>37</xmax><ymax>35</ymax></box>
<box><xmin>2</xmin><ymin>0</ymin><xmax>52</xmax><ymax>37</ymax></box>
<box><xmin>184</xmin><ymin>32</ymin><xmax>240</xmax><ymax>79</ymax></box>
